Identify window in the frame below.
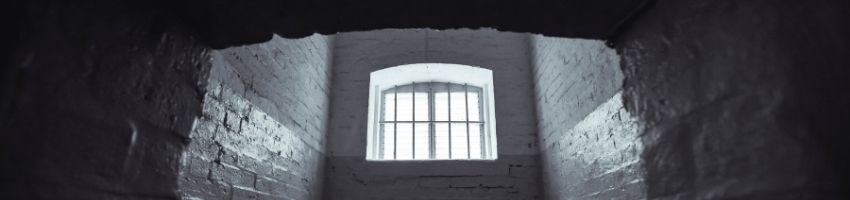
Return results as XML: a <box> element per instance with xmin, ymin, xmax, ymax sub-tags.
<box><xmin>366</xmin><ymin>63</ymin><xmax>497</xmax><ymax>160</ymax></box>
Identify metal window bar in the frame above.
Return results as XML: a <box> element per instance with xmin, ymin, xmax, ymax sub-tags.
<box><xmin>380</xmin><ymin>121</ymin><xmax>484</xmax><ymax>123</ymax></box>
<box><xmin>464</xmin><ymin>84</ymin><xmax>470</xmax><ymax>159</ymax></box>
<box><xmin>428</xmin><ymin>82</ymin><xmax>436</xmax><ymax>159</ymax></box>
<box><xmin>393</xmin><ymin>85</ymin><xmax>398</xmax><ymax>160</ymax></box>
<box><xmin>447</xmin><ymin>83</ymin><xmax>452</xmax><ymax>159</ymax></box>
<box><xmin>379</xmin><ymin>82</ymin><xmax>488</xmax><ymax>160</ymax></box>
<box><xmin>410</xmin><ymin>82</ymin><xmax>416</xmax><ymax>160</ymax></box>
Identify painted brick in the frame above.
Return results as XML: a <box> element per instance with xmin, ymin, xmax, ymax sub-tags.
<box><xmin>179</xmin><ymin>34</ymin><xmax>332</xmax><ymax>200</ymax></box>
<box><xmin>531</xmin><ymin>35</ymin><xmax>644</xmax><ymax>199</ymax></box>
<box><xmin>325</xmin><ymin>29</ymin><xmax>541</xmax><ymax>200</ymax></box>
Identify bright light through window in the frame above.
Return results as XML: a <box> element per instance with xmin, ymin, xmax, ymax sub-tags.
<box><xmin>379</xmin><ymin>83</ymin><xmax>486</xmax><ymax>160</ymax></box>
<box><xmin>366</xmin><ymin>63</ymin><xmax>497</xmax><ymax>160</ymax></box>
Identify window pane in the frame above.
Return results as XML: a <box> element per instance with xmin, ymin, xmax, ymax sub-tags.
<box><xmin>450</xmin><ymin>123</ymin><xmax>468</xmax><ymax>159</ymax></box>
<box><xmin>383</xmin><ymin>92</ymin><xmax>395</xmax><ymax>121</ymax></box>
<box><xmin>414</xmin><ymin>92</ymin><xmax>429</xmax><ymax>121</ymax></box>
<box><xmin>378</xmin><ymin>83</ymin><xmax>490</xmax><ymax>160</ymax></box>
<box><xmin>414</xmin><ymin>123</ymin><xmax>430</xmax><ymax>160</ymax></box>
<box><xmin>434</xmin><ymin>123</ymin><xmax>450</xmax><ymax>159</ymax></box>
<box><xmin>381</xmin><ymin>124</ymin><xmax>395</xmax><ymax>159</ymax></box>
<box><xmin>468</xmin><ymin>90</ymin><xmax>481</xmax><ymax>121</ymax></box>
<box><xmin>396</xmin><ymin>86</ymin><xmax>413</xmax><ymax>121</ymax></box>
<box><xmin>469</xmin><ymin>124</ymin><xmax>482</xmax><ymax>159</ymax></box>
<box><xmin>450</xmin><ymin>85</ymin><xmax>467</xmax><ymax>121</ymax></box>
<box><xmin>434</xmin><ymin>83</ymin><xmax>449</xmax><ymax>121</ymax></box>
<box><xmin>396</xmin><ymin>123</ymin><xmax>413</xmax><ymax>160</ymax></box>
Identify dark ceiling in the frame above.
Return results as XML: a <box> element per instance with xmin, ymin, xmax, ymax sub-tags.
<box><xmin>175</xmin><ymin>0</ymin><xmax>649</xmax><ymax>48</ymax></box>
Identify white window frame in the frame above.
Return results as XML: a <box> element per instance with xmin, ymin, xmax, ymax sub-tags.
<box><xmin>366</xmin><ymin>63</ymin><xmax>498</xmax><ymax>161</ymax></box>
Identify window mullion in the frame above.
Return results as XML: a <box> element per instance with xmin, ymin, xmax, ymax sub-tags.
<box><xmin>410</xmin><ymin>82</ymin><xmax>416</xmax><ymax>160</ymax></box>
<box><xmin>393</xmin><ymin>85</ymin><xmax>398</xmax><ymax>160</ymax></box>
<box><xmin>465</xmin><ymin>84</ymin><xmax>471</xmax><ymax>159</ymax></box>
<box><xmin>429</xmin><ymin>82</ymin><xmax>435</xmax><ymax>159</ymax></box>
<box><xmin>378</xmin><ymin>82</ymin><xmax>491</xmax><ymax>160</ymax></box>
<box><xmin>447</xmin><ymin>83</ymin><xmax>452</xmax><ymax>159</ymax></box>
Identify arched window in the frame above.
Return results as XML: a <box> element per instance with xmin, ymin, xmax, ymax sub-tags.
<box><xmin>366</xmin><ymin>63</ymin><xmax>497</xmax><ymax>160</ymax></box>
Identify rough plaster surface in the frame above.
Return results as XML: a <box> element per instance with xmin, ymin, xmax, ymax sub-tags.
<box><xmin>178</xmin><ymin>35</ymin><xmax>332</xmax><ymax>199</ymax></box>
<box><xmin>2</xmin><ymin>3</ymin><xmax>211</xmax><ymax>199</ymax></box>
<box><xmin>616</xmin><ymin>0</ymin><xmax>850</xmax><ymax>198</ymax></box>
<box><xmin>325</xmin><ymin>29</ymin><xmax>541</xmax><ymax>199</ymax></box>
<box><xmin>531</xmin><ymin>36</ymin><xmax>642</xmax><ymax>199</ymax></box>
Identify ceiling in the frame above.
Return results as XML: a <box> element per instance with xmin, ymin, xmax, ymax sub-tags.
<box><xmin>175</xmin><ymin>0</ymin><xmax>648</xmax><ymax>48</ymax></box>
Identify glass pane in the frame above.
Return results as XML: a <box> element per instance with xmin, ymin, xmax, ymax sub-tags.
<box><xmin>381</xmin><ymin>84</ymin><xmax>489</xmax><ymax>160</ymax></box>
<box><xmin>450</xmin><ymin>123</ymin><xmax>468</xmax><ymax>159</ymax></box>
<box><xmin>468</xmin><ymin>90</ymin><xmax>481</xmax><ymax>121</ymax></box>
<box><xmin>469</xmin><ymin>124</ymin><xmax>482</xmax><ymax>159</ymax></box>
<box><xmin>381</xmin><ymin>124</ymin><xmax>395</xmax><ymax>159</ymax></box>
<box><xmin>434</xmin><ymin>83</ymin><xmax>449</xmax><ymax>122</ymax></box>
<box><xmin>414</xmin><ymin>91</ymin><xmax>429</xmax><ymax>121</ymax></box>
<box><xmin>396</xmin><ymin>123</ymin><xmax>413</xmax><ymax>160</ymax></box>
<box><xmin>396</xmin><ymin>86</ymin><xmax>413</xmax><ymax>121</ymax></box>
<box><xmin>434</xmin><ymin>123</ymin><xmax>450</xmax><ymax>159</ymax></box>
<box><xmin>383</xmin><ymin>92</ymin><xmax>395</xmax><ymax>121</ymax></box>
<box><xmin>450</xmin><ymin>85</ymin><xmax>467</xmax><ymax>121</ymax></box>
<box><xmin>414</xmin><ymin>123</ymin><xmax>430</xmax><ymax>160</ymax></box>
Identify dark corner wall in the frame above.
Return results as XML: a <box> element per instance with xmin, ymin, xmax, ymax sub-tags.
<box><xmin>178</xmin><ymin>35</ymin><xmax>333</xmax><ymax>199</ymax></box>
<box><xmin>324</xmin><ymin>29</ymin><xmax>542</xmax><ymax>200</ymax></box>
<box><xmin>529</xmin><ymin>0</ymin><xmax>850</xmax><ymax>198</ymax></box>
<box><xmin>614</xmin><ymin>0</ymin><xmax>850</xmax><ymax>198</ymax></box>
<box><xmin>531</xmin><ymin>36</ymin><xmax>643</xmax><ymax>199</ymax></box>
<box><xmin>2</xmin><ymin>2</ymin><xmax>211</xmax><ymax>199</ymax></box>
<box><xmin>3</xmin><ymin>2</ymin><xmax>336</xmax><ymax>199</ymax></box>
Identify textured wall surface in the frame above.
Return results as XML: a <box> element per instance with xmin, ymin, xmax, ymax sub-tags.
<box><xmin>532</xmin><ymin>37</ymin><xmax>624</xmax><ymax>148</ymax></box>
<box><xmin>616</xmin><ymin>0</ymin><xmax>850</xmax><ymax>198</ymax></box>
<box><xmin>9</xmin><ymin>1</ymin><xmax>849</xmax><ymax>199</ymax></box>
<box><xmin>531</xmin><ymin>37</ymin><xmax>643</xmax><ymax>199</ymax></box>
<box><xmin>2</xmin><ymin>2</ymin><xmax>211</xmax><ymax>199</ymax></box>
<box><xmin>179</xmin><ymin>35</ymin><xmax>333</xmax><ymax>200</ymax></box>
<box><xmin>325</xmin><ymin>29</ymin><xmax>542</xmax><ymax>200</ymax></box>
<box><xmin>539</xmin><ymin>93</ymin><xmax>644</xmax><ymax>199</ymax></box>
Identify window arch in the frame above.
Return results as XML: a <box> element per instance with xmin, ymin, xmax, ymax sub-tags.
<box><xmin>366</xmin><ymin>63</ymin><xmax>497</xmax><ymax>160</ymax></box>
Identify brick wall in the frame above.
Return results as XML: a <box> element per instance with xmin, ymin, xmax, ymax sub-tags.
<box><xmin>531</xmin><ymin>36</ymin><xmax>644</xmax><ymax>199</ymax></box>
<box><xmin>179</xmin><ymin>34</ymin><xmax>333</xmax><ymax>200</ymax></box>
<box><xmin>532</xmin><ymin>37</ymin><xmax>624</xmax><ymax>148</ymax></box>
<box><xmin>325</xmin><ymin>29</ymin><xmax>542</xmax><ymax>200</ymax></box>
<box><xmin>539</xmin><ymin>93</ymin><xmax>644</xmax><ymax>199</ymax></box>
